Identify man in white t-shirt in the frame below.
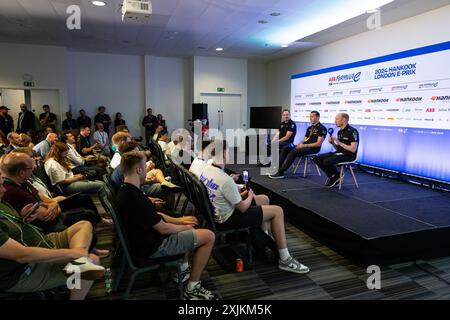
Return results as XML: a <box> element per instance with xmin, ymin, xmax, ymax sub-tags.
<box><xmin>189</xmin><ymin>140</ymin><xmax>214</xmax><ymax>178</ymax></box>
<box><xmin>199</xmin><ymin>140</ymin><xmax>310</xmax><ymax>275</ymax></box>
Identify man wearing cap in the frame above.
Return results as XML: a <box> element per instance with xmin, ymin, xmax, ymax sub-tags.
<box><xmin>0</xmin><ymin>106</ymin><xmax>14</xmax><ymax>145</ymax></box>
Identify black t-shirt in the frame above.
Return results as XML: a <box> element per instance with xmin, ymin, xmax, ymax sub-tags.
<box><xmin>143</xmin><ymin>115</ymin><xmax>158</xmax><ymax>132</ymax></box>
<box><xmin>116</xmin><ymin>183</ymin><xmax>165</xmax><ymax>257</ymax></box>
<box><xmin>77</xmin><ymin>116</ymin><xmax>92</xmax><ymax>129</ymax></box>
<box><xmin>0</xmin><ymin>114</ymin><xmax>14</xmax><ymax>135</ymax></box>
<box><xmin>94</xmin><ymin>113</ymin><xmax>111</xmax><ymax>133</ymax></box>
<box><xmin>39</xmin><ymin>112</ymin><xmax>57</xmax><ymax>130</ymax></box>
<box><xmin>78</xmin><ymin>135</ymin><xmax>92</xmax><ymax>155</ymax></box>
<box><xmin>304</xmin><ymin>122</ymin><xmax>327</xmax><ymax>145</ymax></box>
<box><xmin>337</xmin><ymin>125</ymin><xmax>359</xmax><ymax>156</ymax></box>
<box><xmin>279</xmin><ymin>119</ymin><xmax>296</xmax><ymax>144</ymax></box>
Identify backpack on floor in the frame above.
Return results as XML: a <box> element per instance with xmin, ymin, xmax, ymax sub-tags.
<box><xmin>250</xmin><ymin>228</ymin><xmax>279</xmax><ymax>264</ymax></box>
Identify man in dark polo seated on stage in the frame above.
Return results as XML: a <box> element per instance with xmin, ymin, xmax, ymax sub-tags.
<box><xmin>314</xmin><ymin>113</ymin><xmax>359</xmax><ymax>188</ymax></box>
<box><xmin>269</xmin><ymin>110</ymin><xmax>327</xmax><ymax>179</ymax></box>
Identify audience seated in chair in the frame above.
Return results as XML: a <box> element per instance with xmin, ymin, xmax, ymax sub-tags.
<box><xmin>44</xmin><ymin>142</ymin><xmax>106</xmax><ymax>196</ymax></box>
<box><xmin>110</xmin><ymin>131</ymin><xmax>132</xmax><ymax>169</ymax></box>
<box><xmin>111</xmin><ymin>141</ymin><xmax>180</xmax><ymax>208</ymax></box>
<box><xmin>0</xmin><ymin>152</ymin><xmax>111</xmax><ymax>235</ymax></box>
<box><xmin>116</xmin><ymin>151</ymin><xmax>218</xmax><ymax>300</ymax></box>
<box><xmin>199</xmin><ymin>140</ymin><xmax>310</xmax><ymax>275</ymax></box>
<box><xmin>0</xmin><ymin>179</ymin><xmax>104</xmax><ymax>300</ymax></box>
<box><xmin>32</xmin><ymin>133</ymin><xmax>58</xmax><ymax>159</ymax></box>
<box><xmin>60</xmin><ymin>130</ymin><xmax>105</xmax><ymax>179</ymax></box>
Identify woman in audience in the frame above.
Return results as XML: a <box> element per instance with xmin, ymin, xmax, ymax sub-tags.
<box><xmin>114</xmin><ymin>112</ymin><xmax>126</xmax><ymax>132</ymax></box>
<box><xmin>44</xmin><ymin>142</ymin><xmax>106</xmax><ymax>195</ymax></box>
<box><xmin>157</xmin><ymin>114</ymin><xmax>166</xmax><ymax>129</ymax></box>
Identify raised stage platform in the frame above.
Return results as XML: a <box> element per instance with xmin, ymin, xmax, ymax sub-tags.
<box><xmin>226</xmin><ymin>162</ymin><xmax>450</xmax><ymax>266</ymax></box>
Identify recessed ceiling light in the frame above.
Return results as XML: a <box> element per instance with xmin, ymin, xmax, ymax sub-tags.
<box><xmin>270</xmin><ymin>13</ymin><xmax>281</xmax><ymax>16</ymax></box>
<box><xmin>281</xmin><ymin>44</ymin><xmax>289</xmax><ymax>48</ymax></box>
<box><xmin>258</xmin><ymin>20</ymin><xmax>268</xmax><ymax>24</ymax></box>
<box><xmin>216</xmin><ymin>47</ymin><xmax>223</xmax><ymax>52</ymax></box>
<box><xmin>92</xmin><ymin>1</ymin><xmax>107</xmax><ymax>6</ymax></box>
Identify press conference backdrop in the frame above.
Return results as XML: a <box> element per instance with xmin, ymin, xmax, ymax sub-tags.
<box><xmin>291</xmin><ymin>41</ymin><xmax>450</xmax><ymax>183</ymax></box>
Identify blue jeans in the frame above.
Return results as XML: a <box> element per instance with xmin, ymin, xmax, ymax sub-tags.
<box><xmin>63</xmin><ymin>180</ymin><xmax>106</xmax><ymax>195</ymax></box>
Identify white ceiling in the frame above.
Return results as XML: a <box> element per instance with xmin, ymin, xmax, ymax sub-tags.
<box><xmin>0</xmin><ymin>0</ymin><xmax>449</xmax><ymax>62</ymax></box>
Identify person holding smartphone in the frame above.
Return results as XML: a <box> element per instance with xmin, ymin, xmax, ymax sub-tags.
<box><xmin>0</xmin><ymin>175</ymin><xmax>105</xmax><ymax>300</ymax></box>
<box><xmin>199</xmin><ymin>140</ymin><xmax>310</xmax><ymax>275</ymax></box>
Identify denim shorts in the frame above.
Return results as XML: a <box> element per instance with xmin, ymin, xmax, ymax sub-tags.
<box><xmin>149</xmin><ymin>230</ymin><xmax>197</xmax><ymax>259</ymax></box>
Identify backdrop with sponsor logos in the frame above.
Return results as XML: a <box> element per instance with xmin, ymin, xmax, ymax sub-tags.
<box><xmin>291</xmin><ymin>41</ymin><xmax>450</xmax><ymax>182</ymax></box>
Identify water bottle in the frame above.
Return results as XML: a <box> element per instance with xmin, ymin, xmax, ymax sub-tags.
<box><xmin>105</xmin><ymin>268</ymin><xmax>113</xmax><ymax>295</ymax></box>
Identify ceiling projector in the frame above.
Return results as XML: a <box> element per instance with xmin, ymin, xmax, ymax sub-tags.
<box><xmin>122</xmin><ymin>0</ymin><xmax>152</xmax><ymax>23</ymax></box>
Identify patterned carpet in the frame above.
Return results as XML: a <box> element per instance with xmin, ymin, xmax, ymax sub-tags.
<box><xmin>88</xmin><ymin>198</ymin><xmax>450</xmax><ymax>300</ymax></box>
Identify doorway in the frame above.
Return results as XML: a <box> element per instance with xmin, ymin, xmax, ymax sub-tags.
<box><xmin>0</xmin><ymin>88</ymin><xmax>60</xmax><ymax>131</ymax></box>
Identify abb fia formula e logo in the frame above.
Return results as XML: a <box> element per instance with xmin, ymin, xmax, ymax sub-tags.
<box><xmin>329</xmin><ymin>72</ymin><xmax>361</xmax><ymax>86</ymax></box>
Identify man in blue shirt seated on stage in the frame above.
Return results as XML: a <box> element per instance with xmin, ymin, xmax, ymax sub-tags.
<box><xmin>270</xmin><ymin>111</ymin><xmax>327</xmax><ymax>179</ymax></box>
<box><xmin>314</xmin><ymin>113</ymin><xmax>359</xmax><ymax>188</ymax></box>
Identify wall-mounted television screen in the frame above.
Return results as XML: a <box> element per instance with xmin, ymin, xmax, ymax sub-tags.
<box><xmin>250</xmin><ymin>106</ymin><xmax>282</xmax><ymax>129</ymax></box>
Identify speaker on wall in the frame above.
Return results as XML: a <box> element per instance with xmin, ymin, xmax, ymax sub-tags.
<box><xmin>192</xmin><ymin>103</ymin><xmax>208</xmax><ymax>120</ymax></box>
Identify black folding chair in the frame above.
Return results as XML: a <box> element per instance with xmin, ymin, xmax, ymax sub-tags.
<box><xmin>99</xmin><ymin>187</ymin><xmax>184</xmax><ymax>300</ymax></box>
<box><xmin>187</xmin><ymin>170</ymin><xmax>254</xmax><ymax>268</ymax></box>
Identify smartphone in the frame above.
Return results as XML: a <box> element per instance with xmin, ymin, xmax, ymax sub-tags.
<box><xmin>22</xmin><ymin>202</ymin><xmax>41</xmax><ymax>222</ymax></box>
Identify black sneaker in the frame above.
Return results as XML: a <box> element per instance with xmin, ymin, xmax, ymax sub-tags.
<box><xmin>184</xmin><ymin>282</ymin><xmax>219</xmax><ymax>300</ymax></box>
<box><xmin>269</xmin><ymin>172</ymin><xmax>285</xmax><ymax>179</ymax></box>
<box><xmin>328</xmin><ymin>174</ymin><xmax>344</xmax><ymax>188</ymax></box>
<box><xmin>173</xmin><ymin>266</ymin><xmax>190</xmax><ymax>284</ymax></box>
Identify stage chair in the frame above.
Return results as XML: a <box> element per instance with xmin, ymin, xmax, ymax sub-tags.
<box><xmin>336</xmin><ymin>160</ymin><xmax>359</xmax><ymax>190</ymax></box>
<box><xmin>292</xmin><ymin>154</ymin><xmax>321</xmax><ymax>177</ymax></box>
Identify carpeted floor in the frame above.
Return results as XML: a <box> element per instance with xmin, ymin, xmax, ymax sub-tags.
<box><xmin>87</xmin><ymin>197</ymin><xmax>450</xmax><ymax>300</ymax></box>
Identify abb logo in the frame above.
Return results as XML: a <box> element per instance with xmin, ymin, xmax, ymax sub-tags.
<box><xmin>426</xmin><ymin>108</ymin><xmax>436</xmax><ymax>112</ymax></box>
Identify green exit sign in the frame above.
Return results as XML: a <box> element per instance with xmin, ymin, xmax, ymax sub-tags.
<box><xmin>217</xmin><ymin>87</ymin><xmax>225</xmax><ymax>92</ymax></box>
<box><xmin>24</xmin><ymin>81</ymin><xmax>35</xmax><ymax>87</ymax></box>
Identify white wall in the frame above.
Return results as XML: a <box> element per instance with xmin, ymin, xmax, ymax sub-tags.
<box><xmin>247</xmin><ymin>62</ymin><xmax>267</xmax><ymax>107</ymax></box>
<box><xmin>193</xmin><ymin>56</ymin><xmax>248</xmax><ymax>129</ymax></box>
<box><xmin>68</xmin><ymin>51</ymin><xmax>145</xmax><ymax>137</ymax></box>
<box><xmin>145</xmin><ymin>56</ymin><xmax>190</xmax><ymax>133</ymax></box>
<box><xmin>266</xmin><ymin>4</ymin><xmax>450</xmax><ymax>108</ymax></box>
<box><xmin>0</xmin><ymin>43</ymin><xmax>68</xmax><ymax>125</ymax></box>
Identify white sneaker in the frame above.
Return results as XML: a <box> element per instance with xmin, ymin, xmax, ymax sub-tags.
<box><xmin>64</xmin><ymin>257</ymin><xmax>105</xmax><ymax>280</ymax></box>
<box><xmin>278</xmin><ymin>256</ymin><xmax>310</xmax><ymax>274</ymax></box>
